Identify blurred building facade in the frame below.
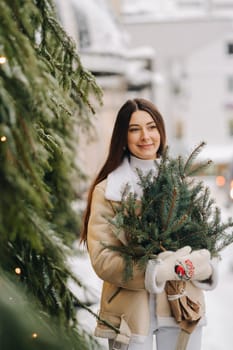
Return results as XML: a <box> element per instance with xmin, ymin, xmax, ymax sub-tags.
<box><xmin>55</xmin><ymin>0</ymin><xmax>155</xmax><ymax>181</ymax></box>
<box><xmin>55</xmin><ymin>0</ymin><xmax>233</xmax><ymax>183</ymax></box>
<box><xmin>121</xmin><ymin>0</ymin><xmax>233</xmax><ymax>160</ymax></box>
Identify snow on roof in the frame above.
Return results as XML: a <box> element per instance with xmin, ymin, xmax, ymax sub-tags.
<box><xmin>122</xmin><ymin>0</ymin><xmax>157</xmax><ymax>16</ymax></box>
<box><xmin>71</xmin><ymin>0</ymin><xmax>126</xmax><ymax>54</ymax></box>
<box><xmin>124</xmin><ymin>46</ymin><xmax>156</xmax><ymax>86</ymax></box>
<box><xmin>125</xmin><ymin>46</ymin><xmax>156</xmax><ymax>59</ymax></box>
<box><xmin>56</xmin><ymin>0</ymin><xmax>158</xmax><ymax>79</ymax></box>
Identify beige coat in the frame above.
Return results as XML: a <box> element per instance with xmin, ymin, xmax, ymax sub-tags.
<box><xmin>87</xmin><ymin>180</ymin><xmax>213</xmax><ymax>344</ymax></box>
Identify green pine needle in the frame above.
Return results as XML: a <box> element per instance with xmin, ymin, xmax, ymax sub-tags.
<box><xmin>107</xmin><ymin>143</ymin><xmax>233</xmax><ymax>281</ymax></box>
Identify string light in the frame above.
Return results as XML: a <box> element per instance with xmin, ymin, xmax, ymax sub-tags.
<box><xmin>1</xmin><ymin>135</ymin><xmax>7</xmax><ymax>142</ymax></box>
<box><xmin>32</xmin><ymin>332</ymin><xmax>38</xmax><ymax>339</ymax></box>
<box><xmin>215</xmin><ymin>175</ymin><xmax>225</xmax><ymax>187</ymax></box>
<box><xmin>0</xmin><ymin>56</ymin><xmax>6</xmax><ymax>64</ymax></box>
<box><xmin>14</xmin><ymin>267</ymin><xmax>21</xmax><ymax>275</ymax></box>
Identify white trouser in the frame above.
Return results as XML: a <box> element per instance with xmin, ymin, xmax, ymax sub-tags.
<box><xmin>156</xmin><ymin>326</ymin><xmax>202</xmax><ymax>350</ymax></box>
<box><xmin>108</xmin><ymin>326</ymin><xmax>202</xmax><ymax>350</ymax></box>
<box><xmin>108</xmin><ymin>332</ymin><xmax>153</xmax><ymax>350</ymax></box>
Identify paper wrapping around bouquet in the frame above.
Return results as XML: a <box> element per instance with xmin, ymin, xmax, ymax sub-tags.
<box><xmin>165</xmin><ymin>280</ymin><xmax>201</xmax><ymax>334</ymax></box>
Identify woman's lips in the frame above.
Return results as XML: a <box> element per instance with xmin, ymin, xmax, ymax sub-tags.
<box><xmin>138</xmin><ymin>144</ymin><xmax>153</xmax><ymax>148</ymax></box>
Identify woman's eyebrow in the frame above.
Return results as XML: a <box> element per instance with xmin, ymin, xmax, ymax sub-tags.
<box><xmin>129</xmin><ymin>121</ymin><xmax>156</xmax><ymax>127</ymax></box>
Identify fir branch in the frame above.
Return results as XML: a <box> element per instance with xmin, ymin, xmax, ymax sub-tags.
<box><xmin>164</xmin><ymin>187</ymin><xmax>178</xmax><ymax>230</ymax></box>
<box><xmin>183</xmin><ymin>141</ymin><xmax>206</xmax><ymax>176</ymax></box>
<box><xmin>0</xmin><ymin>0</ymin><xmax>103</xmax><ymax>347</ymax></box>
<box><xmin>107</xmin><ymin>142</ymin><xmax>233</xmax><ymax>281</ymax></box>
<box><xmin>168</xmin><ymin>213</ymin><xmax>189</xmax><ymax>235</ymax></box>
<box><xmin>187</xmin><ymin>160</ymin><xmax>213</xmax><ymax>178</ymax></box>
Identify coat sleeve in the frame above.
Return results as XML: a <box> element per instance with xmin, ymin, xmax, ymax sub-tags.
<box><xmin>87</xmin><ymin>181</ymin><xmax>145</xmax><ymax>290</ymax></box>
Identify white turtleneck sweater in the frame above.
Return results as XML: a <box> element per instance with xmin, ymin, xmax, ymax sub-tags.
<box><xmin>105</xmin><ymin>155</ymin><xmax>158</xmax><ymax>202</ymax></box>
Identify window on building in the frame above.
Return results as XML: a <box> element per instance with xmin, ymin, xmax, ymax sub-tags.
<box><xmin>227</xmin><ymin>42</ymin><xmax>233</xmax><ymax>55</ymax></box>
<box><xmin>73</xmin><ymin>7</ymin><xmax>91</xmax><ymax>49</ymax></box>
<box><xmin>227</xmin><ymin>76</ymin><xmax>233</xmax><ymax>93</ymax></box>
<box><xmin>175</xmin><ymin>0</ymin><xmax>203</xmax><ymax>7</ymax></box>
<box><xmin>228</xmin><ymin>118</ymin><xmax>233</xmax><ymax>137</ymax></box>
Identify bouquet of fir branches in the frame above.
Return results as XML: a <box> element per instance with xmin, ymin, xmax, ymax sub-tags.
<box><xmin>107</xmin><ymin>142</ymin><xmax>233</xmax><ymax>281</ymax></box>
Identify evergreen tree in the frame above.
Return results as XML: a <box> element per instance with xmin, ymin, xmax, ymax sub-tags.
<box><xmin>108</xmin><ymin>142</ymin><xmax>233</xmax><ymax>281</ymax></box>
<box><xmin>0</xmin><ymin>0</ymin><xmax>103</xmax><ymax>348</ymax></box>
<box><xmin>0</xmin><ymin>270</ymin><xmax>93</xmax><ymax>350</ymax></box>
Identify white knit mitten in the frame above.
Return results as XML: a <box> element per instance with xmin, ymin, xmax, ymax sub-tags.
<box><xmin>175</xmin><ymin>249</ymin><xmax>212</xmax><ymax>282</ymax></box>
<box><xmin>145</xmin><ymin>246</ymin><xmax>192</xmax><ymax>293</ymax></box>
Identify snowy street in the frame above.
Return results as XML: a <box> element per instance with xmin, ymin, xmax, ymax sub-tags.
<box><xmin>201</xmin><ymin>178</ymin><xmax>233</xmax><ymax>350</ymax></box>
<box><xmin>203</xmin><ymin>242</ymin><xmax>233</xmax><ymax>350</ymax></box>
<box><xmin>69</xmin><ymin>177</ymin><xmax>233</xmax><ymax>350</ymax></box>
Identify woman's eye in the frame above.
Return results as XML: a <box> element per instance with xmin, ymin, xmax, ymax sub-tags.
<box><xmin>129</xmin><ymin>128</ymin><xmax>140</xmax><ymax>132</ymax></box>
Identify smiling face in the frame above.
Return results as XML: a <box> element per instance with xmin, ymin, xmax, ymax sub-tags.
<box><xmin>127</xmin><ymin>110</ymin><xmax>161</xmax><ymax>160</ymax></box>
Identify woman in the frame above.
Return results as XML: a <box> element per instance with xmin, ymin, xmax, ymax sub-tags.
<box><xmin>81</xmin><ymin>98</ymin><xmax>217</xmax><ymax>350</ymax></box>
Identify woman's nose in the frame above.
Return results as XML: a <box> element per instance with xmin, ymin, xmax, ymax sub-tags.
<box><xmin>141</xmin><ymin>128</ymin><xmax>150</xmax><ymax>140</ymax></box>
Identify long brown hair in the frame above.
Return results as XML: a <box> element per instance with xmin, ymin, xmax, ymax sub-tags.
<box><xmin>80</xmin><ymin>98</ymin><xmax>166</xmax><ymax>244</ymax></box>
